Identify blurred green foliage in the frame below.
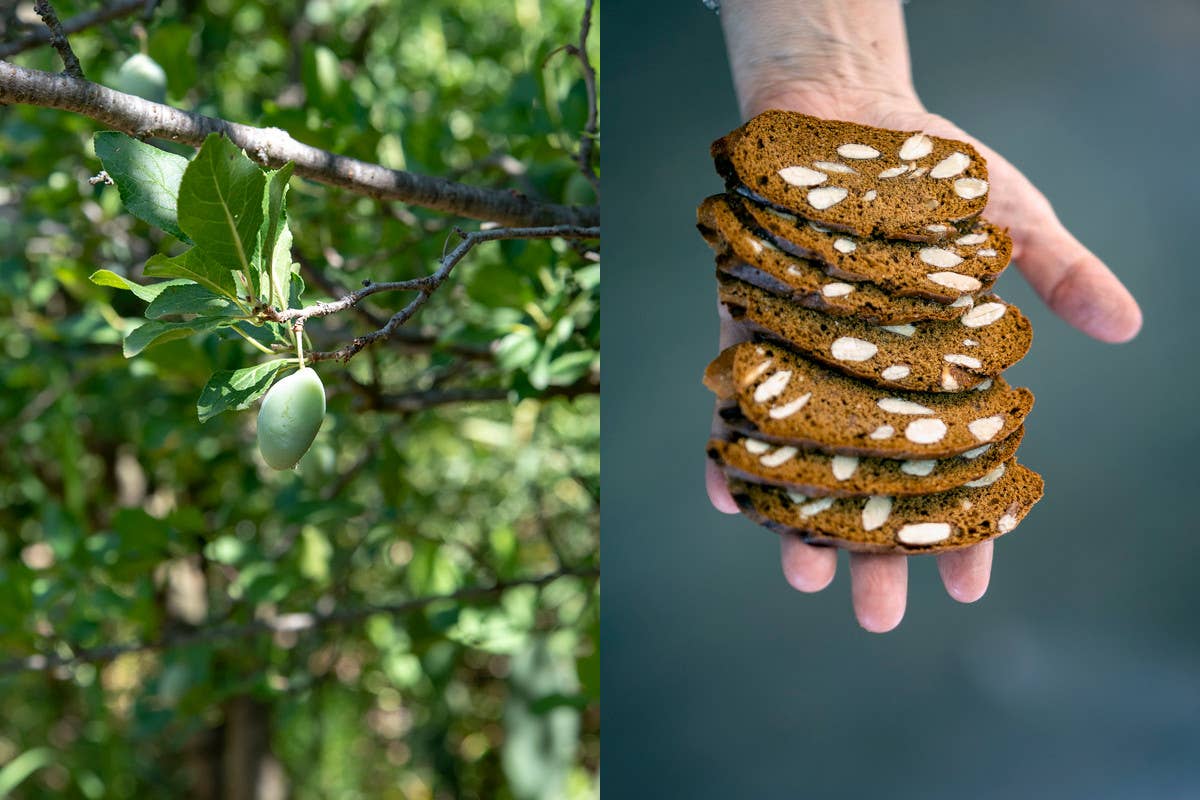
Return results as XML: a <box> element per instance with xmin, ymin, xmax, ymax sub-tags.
<box><xmin>0</xmin><ymin>0</ymin><xmax>599</xmax><ymax>797</ymax></box>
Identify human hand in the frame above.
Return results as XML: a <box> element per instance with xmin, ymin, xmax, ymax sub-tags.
<box><xmin>708</xmin><ymin>0</ymin><xmax>1142</xmax><ymax>632</ymax></box>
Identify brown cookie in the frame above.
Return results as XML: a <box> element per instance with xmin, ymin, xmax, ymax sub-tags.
<box><xmin>709</xmin><ymin>426</ymin><xmax>1023</xmax><ymax>498</ymax></box>
<box><xmin>736</xmin><ymin>196</ymin><xmax>1012</xmax><ymax>303</ymax></box>
<box><xmin>712</xmin><ymin>110</ymin><xmax>990</xmax><ymax>240</ymax></box>
<box><xmin>718</xmin><ymin>275</ymin><xmax>1033</xmax><ymax>392</ymax></box>
<box><xmin>699</xmin><ymin>194</ymin><xmax>969</xmax><ymax>324</ymax></box>
<box><xmin>704</xmin><ymin>341</ymin><xmax>1034</xmax><ymax>459</ymax></box>
<box><xmin>729</xmin><ymin>460</ymin><xmax>1044</xmax><ymax>553</ymax></box>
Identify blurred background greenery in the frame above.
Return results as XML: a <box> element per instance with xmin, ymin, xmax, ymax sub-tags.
<box><xmin>0</xmin><ymin>0</ymin><xmax>598</xmax><ymax>797</ymax></box>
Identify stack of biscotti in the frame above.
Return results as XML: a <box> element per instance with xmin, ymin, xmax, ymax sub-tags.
<box><xmin>700</xmin><ymin>110</ymin><xmax>1043</xmax><ymax>554</ymax></box>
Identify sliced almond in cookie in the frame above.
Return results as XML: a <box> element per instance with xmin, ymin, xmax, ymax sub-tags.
<box><xmin>698</xmin><ymin>195</ymin><xmax>973</xmax><ymax>324</ymax></box>
<box><xmin>705</xmin><ymin>341</ymin><xmax>1034</xmax><ymax>459</ymax></box>
<box><xmin>734</xmin><ymin>196</ymin><xmax>1011</xmax><ymax>303</ymax></box>
<box><xmin>711</xmin><ymin>110</ymin><xmax>990</xmax><ymax>241</ymax></box>
<box><xmin>728</xmin><ymin>460</ymin><xmax>1044</xmax><ymax>554</ymax></box>
<box><xmin>708</xmin><ymin>426</ymin><xmax>1024</xmax><ymax>498</ymax></box>
<box><xmin>717</xmin><ymin>276</ymin><xmax>1032</xmax><ymax>392</ymax></box>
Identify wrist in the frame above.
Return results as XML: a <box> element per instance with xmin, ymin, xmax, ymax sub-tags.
<box><xmin>719</xmin><ymin>0</ymin><xmax>919</xmax><ymax>120</ymax></box>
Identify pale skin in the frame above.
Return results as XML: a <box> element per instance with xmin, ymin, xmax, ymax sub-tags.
<box><xmin>708</xmin><ymin>0</ymin><xmax>1143</xmax><ymax>632</ymax></box>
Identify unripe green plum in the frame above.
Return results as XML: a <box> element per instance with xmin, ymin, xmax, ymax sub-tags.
<box><xmin>111</xmin><ymin>54</ymin><xmax>167</xmax><ymax>104</ymax></box>
<box><xmin>257</xmin><ymin>367</ymin><xmax>326</xmax><ymax>470</ymax></box>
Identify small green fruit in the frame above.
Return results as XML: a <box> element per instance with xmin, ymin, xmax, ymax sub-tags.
<box><xmin>257</xmin><ymin>367</ymin><xmax>326</xmax><ymax>470</ymax></box>
<box><xmin>111</xmin><ymin>54</ymin><xmax>167</xmax><ymax>104</ymax></box>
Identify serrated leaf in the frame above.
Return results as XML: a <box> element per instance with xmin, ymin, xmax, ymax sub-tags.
<box><xmin>89</xmin><ymin>269</ymin><xmax>188</xmax><ymax>303</ymax></box>
<box><xmin>260</xmin><ymin>164</ymin><xmax>294</xmax><ymax>308</ymax></box>
<box><xmin>94</xmin><ymin>132</ymin><xmax>190</xmax><ymax>242</ymax></box>
<box><xmin>144</xmin><ymin>249</ymin><xmax>239</xmax><ymax>300</ymax></box>
<box><xmin>123</xmin><ymin>317</ymin><xmax>231</xmax><ymax>357</ymax></box>
<box><xmin>145</xmin><ymin>283</ymin><xmax>237</xmax><ymax>319</ymax></box>
<box><xmin>177</xmin><ymin>133</ymin><xmax>265</xmax><ymax>291</ymax></box>
<box><xmin>196</xmin><ymin>359</ymin><xmax>289</xmax><ymax>422</ymax></box>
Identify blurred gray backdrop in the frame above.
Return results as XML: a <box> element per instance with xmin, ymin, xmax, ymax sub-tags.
<box><xmin>602</xmin><ymin>1</ymin><xmax>1200</xmax><ymax>797</ymax></box>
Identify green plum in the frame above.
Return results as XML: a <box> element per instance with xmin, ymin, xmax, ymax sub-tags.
<box><xmin>110</xmin><ymin>54</ymin><xmax>167</xmax><ymax>104</ymax></box>
<box><xmin>256</xmin><ymin>367</ymin><xmax>325</xmax><ymax>470</ymax></box>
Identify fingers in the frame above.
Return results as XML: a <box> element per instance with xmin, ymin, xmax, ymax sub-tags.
<box><xmin>705</xmin><ymin>458</ymin><xmax>740</xmax><ymax>514</ymax></box>
<box><xmin>849</xmin><ymin>553</ymin><xmax>907</xmax><ymax>633</ymax></box>
<box><xmin>707</xmin><ymin>300</ymin><xmax>757</xmax><ymax>514</ymax></box>
<box><xmin>949</xmin><ymin>136</ymin><xmax>1143</xmax><ymax>343</ymax></box>
<box><xmin>1013</xmin><ymin>214</ymin><xmax>1142</xmax><ymax>343</ymax></box>
<box><xmin>936</xmin><ymin>540</ymin><xmax>993</xmax><ymax>603</ymax></box>
<box><xmin>779</xmin><ymin>533</ymin><xmax>837</xmax><ymax>592</ymax></box>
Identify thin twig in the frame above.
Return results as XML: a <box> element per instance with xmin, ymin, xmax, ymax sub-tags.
<box><xmin>32</xmin><ymin>0</ymin><xmax>84</xmax><ymax>79</ymax></box>
<box><xmin>293</xmin><ymin>251</ymin><xmax>496</xmax><ymax>360</ymax></box>
<box><xmin>0</xmin><ymin>0</ymin><xmax>148</xmax><ymax>59</ymax></box>
<box><xmin>0</xmin><ymin>566</ymin><xmax>599</xmax><ymax>675</ymax></box>
<box><xmin>267</xmin><ymin>224</ymin><xmax>599</xmax><ymax>363</ymax></box>
<box><xmin>0</xmin><ymin>61</ymin><xmax>598</xmax><ymax>227</ymax></box>
<box><xmin>574</xmin><ymin>0</ymin><xmax>599</xmax><ymax>194</ymax></box>
<box><xmin>547</xmin><ymin>0</ymin><xmax>599</xmax><ymax>194</ymax></box>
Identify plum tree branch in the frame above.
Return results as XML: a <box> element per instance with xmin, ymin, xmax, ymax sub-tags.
<box><xmin>0</xmin><ymin>61</ymin><xmax>599</xmax><ymax>227</ymax></box>
<box><xmin>0</xmin><ymin>0</ymin><xmax>149</xmax><ymax>59</ymax></box>
<box><xmin>32</xmin><ymin>0</ymin><xmax>84</xmax><ymax>79</ymax></box>
<box><xmin>269</xmin><ymin>223</ymin><xmax>600</xmax><ymax>363</ymax></box>
<box><xmin>0</xmin><ymin>566</ymin><xmax>599</xmax><ymax>676</ymax></box>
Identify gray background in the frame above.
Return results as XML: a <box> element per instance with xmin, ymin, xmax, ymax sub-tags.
<box><xmin>602</xmin><ymin>1</ymin><xmax>1200</xmax><ymax>797</ymax></box>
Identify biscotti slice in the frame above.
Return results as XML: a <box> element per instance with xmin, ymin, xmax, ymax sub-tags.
<box><xmin>704</xmin><ymin>341</ymin><xmax>1034</xmax><ymax>459</ymax></box>
<box><xmin>736</xmin><ymin>196</ymin><xmax>1011</xmax><ymax>303</ymax></box>
<box><xmin>699</xmin><ymin>194</ymin><xmax>968</xmax><ymax>324</ymax></box>
<box><xmin>709</xmin><ymin>425</ymin><xmax>1023</xmax><ymax>498</ymax></box>
<box><xmin>718</xmin><ymin>275</ymin><xmax>1033</xmax><ymax>392</ymax></box>
<box><xmin>712</xmin><ymin>110</ymin><xmax>990</xmax><ymax>241</ymax></box>
<box><xmin>728</xmin><ymin>460</ymin><xmax>1043</xmax><ymax>554</ymax></box>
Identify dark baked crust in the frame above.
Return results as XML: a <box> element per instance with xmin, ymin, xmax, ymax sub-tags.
<box><xmin>699</xmin><ymin>194</ymin><xmax>970</xmax><ymax>324</ymax></box>
<box><xmin>708</xmin><ymin>426</ymin><xmax>1023</xmax><ymax>498</ymax></box>
<box><xmin>705</xmin><ymin>341</ymin><xmax>1034</xmax><ymax>459</ymax></box>
<box><xmin>713</xmin><ymin>110</ymin><xmax>990</xmax><ymax>240</ymax></box>
<box><xmin>729</xmin><ymin>460</ymin><xmax>1044</xmax><ymax>554</ymax></box>
<box><xmin>718</xmin><ymin>275</ymin><xmax>1032</xmax><ymax>392</ymax></box>
<box><xmin>736</xmin><ymin>196</ymin><xmax>1012</xmax><ymax>303</ymax></box>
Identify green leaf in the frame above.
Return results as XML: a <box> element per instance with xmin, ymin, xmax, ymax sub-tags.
<box><xmin>177</xmin><ymin>133</ymin><xmax>266</xmax><ymax>290</ymax></box>
<box><xmin>496</xmin><ymin>329</ymin><xmax>539</xmax><ymax>370</ymax></box>
<box><xmin>123</xmin><ymin>316</ymin><xmax>230</xmax><ymax>358</ymax></box>
<box><xmin>144</xmin><ymin>248</ymin><xmax>239</xmax><ymax>300</ymax></box>
<box><xmin>0</xmin><ymin>748</ymin><xmax>56</xmax><ymax>796</ymax></box>
<box><xmin>574</xmin><ymin>262</ymin><xmax>600</xmax><ymax>291</ymax></box>
<box><xmin>89</xmin><ymin>269</ymin><xmax>188</xmax><ymax>303</ymax></box>
<box><xmin>260</xmin><ymin>164</ymin><xmax>294</xmax><ymax>308</ymax></box>
<box><xmin>94</xmin><ymin>132</ymin><xmax>190</xmax><ymax>242</ymax></box>
<box><xmin>545</xmin><ymin>350</ymin><xmax>595</xmax><ymax>386</ymax></box>
<box><xmin>288</xmin><ymin>273</ymin><xmax>306</xmax><ymax>309</ymax></box>
<box><xmin>145</xmin><ymin>283</ymin><xmax>237</xmax><ymax>319</ymax></box>
<box><xmin>196</xmin><ymin>359</ymin><xmax>289</xmax><ymax>422</ymax></box>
